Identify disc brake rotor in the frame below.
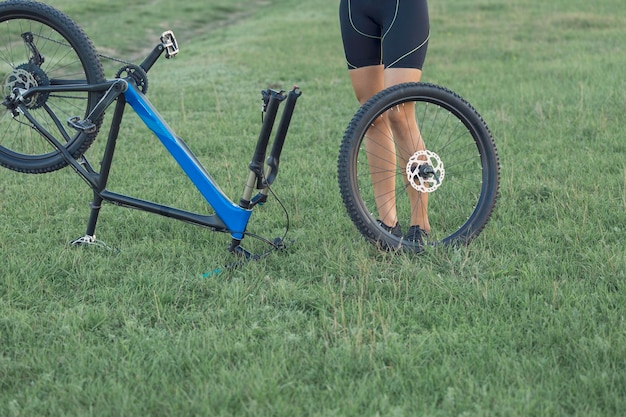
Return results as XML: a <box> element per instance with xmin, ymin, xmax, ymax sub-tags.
<box><xmin>406</xmin><ymin>150</ymin><xmax>445</xmax><ymax>193</ymax></box>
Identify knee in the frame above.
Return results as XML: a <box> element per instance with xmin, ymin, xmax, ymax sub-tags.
<box><xmin>386</xmin><ymin>106</ymin><xmax>410</xmax><ymax>129</ymax></box>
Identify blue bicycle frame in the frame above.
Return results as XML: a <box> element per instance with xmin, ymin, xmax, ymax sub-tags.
<box><xmin>22</xmin><ymin>32</ymin><xmax>301</xmax><ymax>258</ymax></box>
<box><xmin>123</xmin><ymin>84</ymin><xmax>252</xmax><ymax>240</ymax></box>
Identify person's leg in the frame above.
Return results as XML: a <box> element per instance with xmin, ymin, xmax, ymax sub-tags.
<box><xmin>349</xmin><ymin>65</ymin><xmax>384</xmax><ymax>105</ymax></box>
<box><xmin>384</xmin><ymin>68</ymin><xmax>430</xmax><ymax>233</ymax></box>
<box><xmin>349</xmin><ymin>65</ymin><xmax>399</xmax><ymax>228</ymax></box>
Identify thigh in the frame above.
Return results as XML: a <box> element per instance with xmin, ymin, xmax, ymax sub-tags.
<box><xmin>349</xmin><ymin>65</ymin><xmax>385</xmax><ymax>104</ymax></box>
<box><xmin>384</xmin><ymin>68</ymin><xmax>423</xmax><ymax>88</ymax></box>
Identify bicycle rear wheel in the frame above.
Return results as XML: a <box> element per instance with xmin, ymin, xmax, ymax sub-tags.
<box><xmin>338</xmin><ymin>82</ymin><xmax>500</xmax><ymax>252</ymax></box>
<box><xmin>0</xmin><ymin>0</ymin><xmax>105</xmax><ymax>173</ymax></box>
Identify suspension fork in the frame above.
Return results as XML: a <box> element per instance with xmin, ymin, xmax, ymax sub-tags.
<box><xmin>240</xmin><ymin>86</ymin><xmax>300</xmax><ymax>208</ymax></box>
<box><xmin>230</xmin><ymin>86</ymin><xmax>301</xmax><ymax>256</ymax></box>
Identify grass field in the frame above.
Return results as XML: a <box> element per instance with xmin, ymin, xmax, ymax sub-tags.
<box><xmin>1</xmin><ymin>0</ymin><xmax>625</xmax><ymax>415</ymax></box>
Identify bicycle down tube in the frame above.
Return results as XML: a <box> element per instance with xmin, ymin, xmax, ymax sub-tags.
<box><xmin>123</xmin><ymin>82</ymin><xmax>252</xmax><ymax>239</ymax></box>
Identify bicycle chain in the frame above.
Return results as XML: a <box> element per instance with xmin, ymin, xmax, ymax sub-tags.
<box><xmin>28</xmin><ymin>33</ymin><xmax>139</xmax><ymax>99</ymax></box>
<box><xmin>32</xmin><ymin>32</ymin><xmax>134</xmax><ymax>66</ymax></box>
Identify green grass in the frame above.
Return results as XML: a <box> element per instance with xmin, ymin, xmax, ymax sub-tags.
<box><xmin>1</xmin><ymin>0</ymin><xmax>626</xmax><ymax>415</ymax></box>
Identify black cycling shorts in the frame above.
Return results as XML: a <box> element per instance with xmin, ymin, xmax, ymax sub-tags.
<box><xmin>339</xmin><ymin>0</ymin><xmax>430</xmax><ymax>70</ymax></box>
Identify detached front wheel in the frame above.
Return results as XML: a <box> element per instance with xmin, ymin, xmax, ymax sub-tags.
<box><xmin>338</xmin><ymin>82</ymin><xmax>500</xmax><ymax>252</ymax></box>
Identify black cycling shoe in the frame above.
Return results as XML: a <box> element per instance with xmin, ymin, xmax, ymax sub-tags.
<box><xmin>377</xmin><ymin>220</ymin><xmax>402</xmax><ymax>237</ymax></box>
<box><xmin>404</xmin><ymin>225</ymin><xmax>427</xmax><ymax>247</ymax></box>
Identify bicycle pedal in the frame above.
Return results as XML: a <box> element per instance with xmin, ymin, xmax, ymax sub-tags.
<box><xmin>160</xmin><ymin>30</ymin><xmax>179</xmax><ymax>58</ymax></box>
<box><xmin>70</xmin><ymin>234</ymin><xmax>115</xmax><ymax>251</ymax></box>
<box><xmin>67</xmin><ymin>116</ymin><xmax>97</xmax><ymax>134</ymax></box>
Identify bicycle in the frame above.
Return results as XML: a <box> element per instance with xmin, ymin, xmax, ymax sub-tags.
<box><xmin>0</xmin><ymin>0</ymin><xmax>301</xmax><ymax>260</ymax></box>
<box><xmin>338</xmin><ymin>82</ymin><xmax>500</xmax><ymax>252</ymax></box>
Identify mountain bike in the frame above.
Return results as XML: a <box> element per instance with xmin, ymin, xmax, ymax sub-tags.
<box><xmin>0</xmin><ymin>0</ymin><xmax>301</xmax><ymax>259</ymax></box>
<box><xmin>338</xmin><ymin>82</ymin><xmax>500</xmax><ymax>252</ymax></box>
